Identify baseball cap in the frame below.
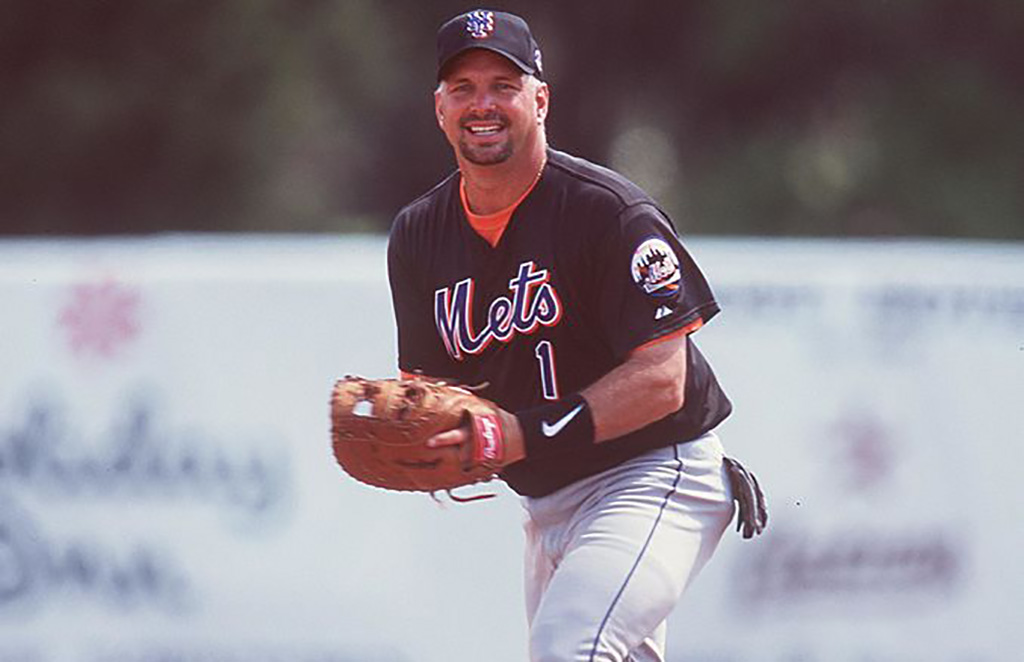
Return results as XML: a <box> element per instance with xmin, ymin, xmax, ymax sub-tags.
<box><xmin>436</xmin><ymin>9</ymin><xmax>543</xmax><ymax>81</ymax></box>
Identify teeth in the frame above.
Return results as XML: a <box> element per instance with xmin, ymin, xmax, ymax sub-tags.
<box><xmin>468</xmin><ymin>125</ymin><xmax>502</xmax><ymax>135</ymax></box>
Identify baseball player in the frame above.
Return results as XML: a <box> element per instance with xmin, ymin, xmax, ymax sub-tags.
<box><xmin>386</xmin><ymin>10</ymin><xmax>766</xmax><ymax>662</ymax></box>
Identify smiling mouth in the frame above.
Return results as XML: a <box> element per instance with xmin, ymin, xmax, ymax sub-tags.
<box><xmin>464</xmin><ymin>123</ymin><xmax>505</xmax><ymax>137</ymax></box>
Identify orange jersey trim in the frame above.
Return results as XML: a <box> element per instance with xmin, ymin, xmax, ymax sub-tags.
<box><xmin>459</xmin><ymin>171</ymin><xmax>542</xmax><ymax>248</ymax></box>
<box><xmin>631</xmin><ymin>318</ymin><xmax>704</xmax><ymax>355</ymax></box>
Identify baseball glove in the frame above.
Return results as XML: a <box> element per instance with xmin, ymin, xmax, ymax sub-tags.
<box><xmin>723</xmin><ymin>456</ymin><xmax>768</xmax><ymax>539</ymax></box>
<box><xmin>330</xmin><ymin>376</ymin><xmax>507</xmax><ymax>500</ymax></box>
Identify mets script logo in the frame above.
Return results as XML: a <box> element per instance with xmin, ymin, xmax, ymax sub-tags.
<box><xmin>465</xmin><ymin>10</ymin><xmax>495</xmax><ymax>39</ymax></box>
<box><xmin>435</xmin><ymin>261</ymin><xmax>562</xmax><ymax>360</ymax></box>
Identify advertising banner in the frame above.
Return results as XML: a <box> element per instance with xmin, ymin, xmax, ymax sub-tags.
<box><xmin>1</xmin><ymin>236</ymin><xmax>1021</xmax><ymax>662</ymax></box>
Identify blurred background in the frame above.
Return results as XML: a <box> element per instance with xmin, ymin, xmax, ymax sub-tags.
<box><xmin>2</xmin><ymin>3</ymin><xmax>1023</xmax><ymax>662</ymax></box>
<box><xmin>2</xmin><ymin>0</ymin><xmax>1022</xmax><ymax>238</ymax></box>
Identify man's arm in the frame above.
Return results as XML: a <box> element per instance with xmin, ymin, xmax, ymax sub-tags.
<box><xmin>583</xmin><ymin>330</ymin><xmax>686</xmax><ymax>444</ymax></box>
<box><xmin>426</xmin><ymin>330</ymin><xmax>688</xmax><ymax>464</ymax></box>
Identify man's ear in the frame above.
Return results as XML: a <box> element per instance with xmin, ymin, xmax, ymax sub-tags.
<box><xmin>535</xmin><ymin>81</ymin><xmax>550</xmax><ymax>124</ymax></box>
<box><xmin>434</xmin><ymin>87</ymin><xmax>446</xmax><ymax>129</ymax></box>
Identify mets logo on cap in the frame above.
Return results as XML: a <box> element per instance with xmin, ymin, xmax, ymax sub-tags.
<box><xmin>631</xmin><ymin>237</ymin><xmax>681</xmax><ymax>297</ymax></box>
<box><xmin>465</xmin><ymin>10</ymin><xmax>495</xmax><ymax>39</ymax></box>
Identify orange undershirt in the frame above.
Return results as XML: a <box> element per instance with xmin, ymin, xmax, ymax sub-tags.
<box><xmin>400</xmin><ymin>172</ymin><xmax>542</xmax><ymax>380</ymax></box>
<box><xmin>460</xmin><ymin>171</ymin><xmax>542</xmax><ymax>248</ymax></box>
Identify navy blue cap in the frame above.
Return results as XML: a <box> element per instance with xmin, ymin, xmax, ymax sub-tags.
<box><xmin>437</xmin><ymin>9</ymin><xmax>543</xmax><ymax>81</ymax></box>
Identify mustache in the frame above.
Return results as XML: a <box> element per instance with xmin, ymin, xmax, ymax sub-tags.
<box><xmin>460</xmin><ymin>111</ymin><xmax>509</xmax><ymax>127</ymax></box>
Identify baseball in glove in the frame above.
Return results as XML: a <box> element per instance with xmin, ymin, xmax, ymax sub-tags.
<box><xmin>330</xmin><ymin>376</ymin><xmax>511</xmax><ymax>501</ymax></box>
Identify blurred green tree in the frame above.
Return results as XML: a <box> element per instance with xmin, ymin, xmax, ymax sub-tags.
<box><xmin>1</xmin><ymin>0</ymin><xmax>1020</xmax><ymax>238</ymax></box>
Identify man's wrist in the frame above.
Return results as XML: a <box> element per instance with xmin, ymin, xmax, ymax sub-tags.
<box><xmin>496</xmin><ymin>409</ymin><xmax>526</xmax><ymax>465</ymax></box>
<box><xmin>515</xmin><ymin>394</ymin><xmax>595</xmax><ymax>461</ymax></box>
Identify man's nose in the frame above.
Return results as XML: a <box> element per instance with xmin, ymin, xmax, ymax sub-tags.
<box><xmin>468</xmin><ymin>90</ymin><xmax>498</xmax><ymax>112</ymax></box>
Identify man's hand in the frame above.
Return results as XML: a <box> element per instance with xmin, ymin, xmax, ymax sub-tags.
<box><xmin>428</xmin><ymin>409</ymin><xmax>527</xmax><ymax>466</ymax></box>
<box><xmin>331</xmin><ymin>376</ymin><xmax>524</xmax><ymax>498</ymax></box>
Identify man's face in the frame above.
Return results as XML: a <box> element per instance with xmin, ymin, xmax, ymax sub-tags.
<box><xmin>435</xmin><ymin>49</ymin><xmax>548</xmax><ymax>166</ymax></box>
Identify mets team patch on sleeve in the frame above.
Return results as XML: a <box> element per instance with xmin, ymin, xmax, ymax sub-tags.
<box><xmin>630</xmin><ymin>237</ymin><xmax>681</xmax><ymax>297</ymax></box>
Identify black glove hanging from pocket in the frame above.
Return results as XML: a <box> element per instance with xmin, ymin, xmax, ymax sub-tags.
<box><xmin>723</xmin><ymin>456</ymin><xmax>768</xmax><ymax>539</ymax></box>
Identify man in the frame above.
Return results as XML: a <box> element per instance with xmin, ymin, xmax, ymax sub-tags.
<box><xmin>387</xmin><ymin>9</ymin><xmax>766</xmax><ymax>662</ymax></box>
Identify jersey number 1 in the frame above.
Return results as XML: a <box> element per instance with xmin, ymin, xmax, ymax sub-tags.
<box><xmin>534</xmin><ymin>340</ymin><xmax>559</xmax><ymax>401</ymax></box>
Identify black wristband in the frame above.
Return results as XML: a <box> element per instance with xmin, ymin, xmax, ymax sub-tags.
<box><xmin>516</xmin><ymin>394</ymin><xmax>595</xmax><ymax>460</ymax></box>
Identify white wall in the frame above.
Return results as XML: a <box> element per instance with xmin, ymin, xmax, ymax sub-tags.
<box><xmin>0</xmin><ymin>235</ymin><xmax>1021</xmax><ymax>662</ymax></box>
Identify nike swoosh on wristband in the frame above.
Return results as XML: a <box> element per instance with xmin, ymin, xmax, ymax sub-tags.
<box><xmin>541</xmin><ymin>404</ymin><xmax>584</xmax><ymax>438</ymax></box>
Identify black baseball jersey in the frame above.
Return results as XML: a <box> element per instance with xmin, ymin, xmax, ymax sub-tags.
<box><xmin>387</xmin><ymin>148</ymin><xmax>732</xmax><ymax>497</ymax></box>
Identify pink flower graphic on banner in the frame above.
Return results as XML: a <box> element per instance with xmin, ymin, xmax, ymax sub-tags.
<box><xmin>831</xmin><ymin>411</ymin><xmax>895</xmax><ymax>492</ymax></box>
<box><xmin>59</xmin><ymin>277</ymin><xmax>141</xmax><ymax>358</ymax></box>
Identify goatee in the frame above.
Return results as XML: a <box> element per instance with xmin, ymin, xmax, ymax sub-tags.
<box><xmin>459</xmin><ymin>140</ymin><xmax>514</xmax><ymax>165</ymax></box>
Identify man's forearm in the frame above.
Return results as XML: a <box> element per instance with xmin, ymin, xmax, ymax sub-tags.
<box><xmin>582</xmin><ymin>332</ymin><xmax>687</xmax><ymax>443</ymax></box>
